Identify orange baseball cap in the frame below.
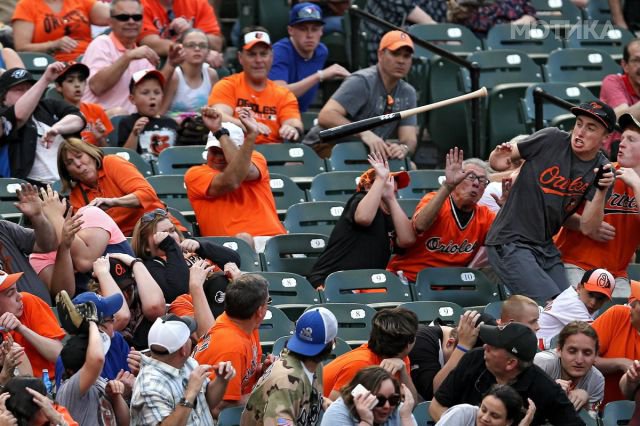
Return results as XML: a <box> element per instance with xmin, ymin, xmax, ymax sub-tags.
<box><xmin>243</xmin><ymin>31</ymin><xmax>271</xmax><ymax>51</ymax></box>
<box><xmin>357</xmin><ymin>168</ymin><xmax>410</xmax><ymax>192</ymax></box>
<box><xmin>580</xmin><ymin>268</ymin><xmax>615</xmax><ymax>299</ymax></box>
<box><xmin>629</xmin><ymin>280</ymin><xmax>640</xmax><ymax>304</ymax></box>
<box><xmin>0</xmin><ymin>270</ymin><xmax>24</xmax><ymax>292</ymax></box>
<box><xmin>378</xmin><ymin>30</ymin><xmax>414</xmax><ymax>52</ymax></box>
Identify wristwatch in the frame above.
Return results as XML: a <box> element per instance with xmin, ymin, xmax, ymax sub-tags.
<box><xmin>214</xmin><ymin>128</ymin><xmax>230</xmax><ymax>140</ymax></box>
<box><xmin>179</xmin><ymin>397</ymin><xmax>195</xmax><ymax>409</ymax></box>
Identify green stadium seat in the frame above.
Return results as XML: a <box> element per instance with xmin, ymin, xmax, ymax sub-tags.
<box><xmin>283</xmin><ymin>201</ymin><xmax>344</xmax><ymax>235</ymax></box>
<box><xmin>259</xmin><ymin>306</ymin><xmax>295</xmax><ymax>352</ymax></box>
<box><xmin>262</xmin><ymin>233</ymin><xmax>329</xmax><ymax>277</ymax></box>
<box><xmin>327</xmin><ymin>141</ymin><xmax>408</xmax><ymax>172</ymax></box>
<box><xmin>17</xmin><ymin>52</ymin><xmax>55</xmax><ymax>79</ymax></box>
<box><xmin>101</xmin><ymin>147</ymin><xmax>154</xmax><ymax>177</ymax></box>
<box><xmin>307</xmin><ymin>171</ymin><xmax>360</xmax><ymax>202</ymax></box>
<box><xmin>485</xmin><ymin>24</ymin><xmax>563</xmax><ymax>64</ymax></box>
<box><xmin>323</xmin><ymin>269</ymin><xmax>412</xmax><ymax>309</ymax></box>
<box><xmin>602</xmin><ymin>400</ymin><xmax>634</xmax><ymax>426</ymax></box>
<box><xmin>156</xmin><ymin>146</ymin><xmax>207</xmax><ymax>175</ymax></box>
<box><xmin>255</xmin><ymin>271</ymin><xmax>322</xmax><ymax>321</ymax></box>
<box><xmin>255</xmin><ymin>144</ymin><xmax>327</xmax><ymax>187</ymax></box>
<box><xmin>197</xmin><ymin>236</ymin><xmax>262</xmax><ymax>272</ymax></box>
<box><xmin>522</xmin><ymin>82</ymin><xmax>596</xmax><ymax>131</ymax></box>
<box><xmin>397</xmin><ymin>170</ymin><xmax>444</xmax><ymax>200</ymax></box>
<box><xmin>413</xmin><ymin>401</ymin><xmax>436</xmax><ymax>426</ymax></box>
<box><xmin>0</xmin><ymin>178</ymin><xmax>28</xmax><ymax>222</ymax></box>
<box><xmin>398</xmin><ymin>198</ymin><xmax>420</xmax><ymax>219</ymax></box>
<box><xmin>269</xmin><ymin>173</ymin><xmax>307</xmax><ymax>217</ymax></box>
<box><xmin>566</xmin><ymin>24</ymin><xmax>635</xmax><ymax>61</ymax></box>
<box><xmin>308</xmin><ymin>303</ymin><xmax>376</xmax><ymax>346</ymax></box>
<box><xmin>414</xmin><ymin>267</ymin><xmax>502</xmax><ymax>309</ymax></box>
<box><xmin>399</xmin><ymin>301</ymin><xmax>464</xmax><ymax>326</ymax></box>
<box><xmin>408</xmin><ymin>23</ymin><xmax>482</xmax><ymax>60</ymax></box>
<box><xmin>146</xmin><ymin>175</ymin><xmax>193</xmax><ymax>216</ymax></box>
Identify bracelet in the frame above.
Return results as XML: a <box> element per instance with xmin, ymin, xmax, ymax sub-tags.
<box><xmin>456</xmin><ymin>344</ymin><xmax>469</xmax><ymax>353</ymax></box>
<box><xmin>400</xmin><ymin>143</ymin><xmax>409</xmax><ymax>152</ymax></box>
<box><xmin>129</xmin><ymin>258</ymin><xmax>142</xmax><ymax>269</ymax></box>
<box><xmin>317</xmin><ymin>70</ymin><xmax>323</xmax><ymax>82</ymax></box>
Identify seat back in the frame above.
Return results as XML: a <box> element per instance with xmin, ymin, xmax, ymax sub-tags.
<box><xmin>217</xmin><ymin>405</ymin><xmax>243</xmax><ymax>426</ymax></box>
<box><xmin>397</xmin><ymin>198</ymin><xmax>421</xmax><ymax>219</ymax></box>
<box><xmin>522</xmin><ymin>82</ymin><xmax>596</xmax><ymax>128</ymax></box>
<box><xmin>414</xmin><ymin>267</ymin><xmax>501</xmax><ymax>308</ymax></box>
<box><xmin>259</xmin><ymin>306</ymin><xmax>295</xmax><ymax>351</ymax></box>
<box><xmin>397</xmin><ymin>170</ymin><xmax>445</xmax><ymax>199</ymax></box>
<box><xmin>602</xmin><ymin>400</ymin><xmax>634</xmax><ymax>426</ymax></box>
<box><xmin>466</xmin><ymin>49</ymin><xmax>544</xmax><ymax>90</ymax></box>
<box><xmin>283</xmin><ymin>201</ymin><xmax>345</xmax><ymax>235</ymax></box>
<box><xmin>156</xmin><ymin>146</ymin><xmax>207</xmax><ymax>175</ymax></box>
<box><xmin>323</xmin><ymin>270</ymin><xmax>412</xmax><ymax>308</ymax></box>
<box><xmin>485</xmin><ymin>24</ymin><xmax>562</xmax><ymax>62</ymax></box>
<box><xmin>399</xmin><ymin>301</ymin><xmax>463</xmax><ymax>326</ymax></box>
<box><xmin>412</xmin><ymin>401</ymin><xmax>436</xmax><ymax>426</ymax></box>
<box><xmin>255</xmin><ymin>271</ymin><xmax>322</xmax><ymax>321</ymax></box>
<box><xmin>0</xmin><ymin>178</ymin><xmax>28</xmax><ymax>221</ymax></box>
<box><xmin>307</xmin><ymin>171</ymin><xmax>361</xmax><ymax>202</ymax></box>
<box><xmin>483</xmin><ymin>301</ymin><xmax>505</xmax><ymax>320</ymax></box>
<box><xmin>585</xmin><ymin>0</ymin><xmax>612</xmax><ymax>21</ymax></box>
<box><xmin>529</xmin><ymin>0</ymin><xmax>584</xmax><ymax>26</ymax></box>
<box><xmin>269</xmin><ymin>174</ymin><xmax>307</xmax><ymax>216</ymax></box>
<box><xmin>257</xmin><ymin>0</ymin><xmax>289</xmax><ymax>42</ymax></box>
<box><xmin>255</xmin><ymin>144</ymin><xmax>326</xmax><ymax>186</ymax></box>
<box><xmin>102</xmin><ymin>147</ymin><xmax>153</xmax><ymax>177</ymax></box>
<box><xmin>146</xmin><ymin>175</ymin><xmax>193</xmax><ymax>214</ymax></box>
<box><xmin>544</xmin><ymin>48</ymin><xmax>621</xmax><ymax>86</ymax></box>
<box><xmin>327</xmin><ymin>141</ymin><xmax>408</xmax><ymax>172</ymax></box>
<box><xmin>105</xmin><ymin>115</ymin><xmax>127</xmax><ymax>147</ymax></box>
<box><xmin>566</xmin><ymin>24</ymin><xmax>635</xmax><ymax>61</ymax></box>
<box><xmin>409</xmin><ymin>23</ymin><xmax>482</xmax><ymax>60</ymax></box>
<box><xmin>262</xmin><ymin>233</ymin><xmax>329</xmax><ymax>277</ymax></box>
<box><xmin>198</xmin><ymin>237</ymin><xmax>262</xmax><ymax>272</ymax></box>
<box><xmin>310</xmin><ymin>303</ymin><xmax>377</xmax><ymax>346</ymax></box>
<box><xmin>17</xmin><ymin>52</ymin><xmax>55</xmax><ymax>79</ymax></box>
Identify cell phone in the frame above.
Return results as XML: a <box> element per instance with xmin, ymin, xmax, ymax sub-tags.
<box><xmin>593</xmin><ymin>165</ymin><xmax>607</xmax><ymax>189</ymax></box>
<box><xmin>351</xmin><ymin>384</ymin><xmax>378</xmax><ymax>409</ymax></box>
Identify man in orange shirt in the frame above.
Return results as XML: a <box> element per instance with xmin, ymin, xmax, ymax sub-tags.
<box><xmin>193</xmin><ymin>274</ymin><xmax>271</xmax><ymax>418</ymax></box>
<box><xmin>387</xmin><ymin>148</ymin><xmax>496</xmax><ymax>282</ymax></box>
<box><xmin>0</xmin><ymin>270</ymin><xmax>65</xmax><ymax>380</ymax></box>
<box><xmin>592</xmin><ymin>280</ymin><xmax>640</xmax><ymax>407</ymax></box>
<box><xmin>556</xmin><ymin>112</ymin><xmax>640</xmax><ymax>298</ymax></box>
<box><xmin>208</xmin><ymin>27</ymin><xmax>303</xmax><ymax>144</ymax></box>
<box><xmin>184</xmin><ymin>106</ymin><xmax>285</xmax><ymax>250</ymax></box>
<box><xmin>323</xmin><ymin>307</ymin><xmax>419</xmax><ymax>402</ymax></box>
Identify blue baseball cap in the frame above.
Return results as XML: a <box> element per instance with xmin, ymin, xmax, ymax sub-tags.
<box><xmin>289</xmin><ymin>2</ymin><xmax>324</xmax><ymax>26</ymax></box>
<box><xmin>287</xmin><ymin>307</ymin><xmax>337</xmax><ymax>356</ymax></box>
<box><xmin>73</xmin><ymin>292</ymin><xmax>123</xmax><ymax>322</ymax></box>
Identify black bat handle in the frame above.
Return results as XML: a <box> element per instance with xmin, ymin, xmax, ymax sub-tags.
<box><xmin>318</xmin><ymin>113</ymin><xmax>402</xmax><ymax>142</ymax></box>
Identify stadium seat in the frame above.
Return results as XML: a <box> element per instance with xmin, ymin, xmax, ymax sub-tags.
<box><xmin>217</xmin><ymin>405</ymin><xmax>243</xmax><ymax>426</ymax></box>
<box><xmin>156</xmin><ymin>146</ymin><xmax>207</xmax><ymax>175</ymax></box>
<box><xmin>585</xmin><ymin>0</ymin><xmax>612</xmax><ymax>22</ymax></box>
<box><xmin>260</xmin><ymin>306</ymin><xmax>295</xmax><ymax>352</ymax></box>
<box><xmin>309</xmin><ymin>303</ymin><xmax>377</xmax><ymax>346</ymax></box>
<box><xmin>17</xmin><ymin>51</ymin><xmax>55</xmax><ymax>79</ymax></box>
<box><xmin>166</xmin><ymin>207</ymin><xmax>197</xmax><ymax>237</ymax></box>
<box><xmin>272</xmin><ymin>335</ymin><xmax>352</xmax><ymax>364</ymax></box>
<box><xmin>323</xmin><ymin>269</ymin><xmax>412</xmax><ymax>309</ymax></box>
<box><xmin>529</xmin><ymin>0</ymin><xmax>584</xmax><ymax>29</ymax></box>
<box><xmin>399</xmin><ymin>301</ymin><xmax>463</xmax><ymax>326</ymax></box>
<box><xmin>485</xmin><ymin>83</ymin><xmax>531</xmax><ymax>154</ymax></box>
<box><xmin>602</xmin><ymin>400</ymin><xmax>634</xmax><ymax>426</ymax></box>
<box><xmin>398</xmin><ymin>198</ymin><xmax>420</xmax><ymax>219</ymax></box>
<box><xmin>408</xmin><ymin>23</ymin><xmax>482</xmax><ymax>60</ymax></box>
<box><xmin>397</xmin><ymin>170</ymin><xmax>445</xmax><ymax>200</ymax></box>
<box><xmin>522</xmin><ymin>82</ymin><xmax>596</xmax><ymax>131</ymax></box>
<box><xmin>256</xmin><ymin>271</ymin><xmax>322</xmax><ymax>321</ymax></box>
<box><xmin>413</xmin><ymin>401</ymin><xmax>436</xmax><ymax>426</ymax></box>
<box><xmin>105</xmin><ymin>115</ymin><xmax>127</xmax><ymax>147</ymax></box>
<box><xmin>414</xmin><ymin>267</ymin><xmax>502</xmax><ymax>309</ymax></box>
<box><xmin>255</xmin><ymin>144</ymin><xmax>327</xmax><ymax>187</ymax></box>
<box><xmin>485</xmin><ymin>24</ymin><xmax>563</xmax><ymax>64</ymax></box>
<box><xmin>257</xmin><ymin>0</ymin><xmax>289</xmax><ymax>43</ymax></box>
<box><xmin>301</xmin><ymin>111</ymin><xmax>318</xmax><ymax>132</ymax></box>
<box><xmin>628</xmin><ymin>264</ymin><xmax>640</xmax><ymax>281</ymax></box>
<box><xmin>578</xmin><ymin>409</ymin><xmax>599</xmax><ymax>426</ymax></box>
<box><xmin>566</xmin><ymin>24</ymin><xmax>635</xmax><ymax>61</ymax></box>
<box><xmin>44</xmin><ymin>86</ymin><xmax>64</xmax><ymax>101</ymax></box>
<box><xmin>269</xmin><ymin>173</ymin><xmax>307</xmax><ymax>217</ymax></box>
<box><xmin>146</xmin><ymin>175</ymin><xmax>193</xmax><ymax>216</ymax></box>
<box><xmin>261</xmin><ymin>233</ymin><xmax>329</xmax><ymax>277</ymax></box>
<box><xmin>283</xmin><ymin>201</ymin><xmax>344</xmax><ymax>235</ymax></box>
<box><xmin>483</xmin><ymin>301</ymin><xmax>504</xmax><ymax>320</ymax></box>
<box><xmin>197</xmin><ymin>236</ymin><xmax>262</xmax><ymax>272</ymax></box>
<box><xmin>327</xmin><ymin>141</ymin><xmax>408</xmax><ymax>172</ymax></box>
<box><xmin>544</xmin><ymin>48</ymin><xmax>621</xmax><ymax>97</ymax></box>
<box><xmin>0</xmin><ymin>178</ymin><xmax>28</xmax><ymax>222</ymax></box>
<box><xmin>307</xmin><ymin>171</ymin><xmax>361</xmax><ymax>202</ymax></box>
<box><xmin>101</xmin><ymin>147</ymin><xmax>154</xmax><ymax>177</ymax></box>
<box><xmin>322</xmin><ymin>31</ymin><xmax>350</xmax><ymax>70</ymax></box>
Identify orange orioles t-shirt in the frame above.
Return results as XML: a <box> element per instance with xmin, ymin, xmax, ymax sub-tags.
<box><xmin>208</xmin><ymin>72</ymin><xmax>301</xmax><ymax>144</ymax></box>
<box><xmin>387</xmin><ymin>192</ymin><xmax>495</xmax><ymax>282</ymax></box>
<box><xmin>80</xmin><ymin>102</ymin><xmax>113</xmax><ymax>146</ymax></box>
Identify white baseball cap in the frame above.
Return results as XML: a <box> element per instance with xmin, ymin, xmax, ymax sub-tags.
<box><xmin>148</xmin><ymin>314</ymin><xmax>197</xmax><ymax>353</ymax></box>
<box><xmin>205</xmin><ymin>122</ymin><xmax>245</xmax><ymax>149</ymax></box>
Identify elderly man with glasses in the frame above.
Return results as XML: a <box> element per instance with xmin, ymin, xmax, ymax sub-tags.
<box><xmin>82</xmin><ymin>0</ymin><xmax>183</xmax><ymax>115</ymax></box>
<box><xmin>387</xmin><ymin>148</ymin><xmax>496</xmax><ymax>283</ymax></box>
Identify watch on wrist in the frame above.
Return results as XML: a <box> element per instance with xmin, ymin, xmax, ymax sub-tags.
<box><xmin>179</xmin><ymin>397</ymin><xmax>195</xmax><ymax>408</ymax></box>
<box><xmin>214</xmin><ymin>128</ymin><xmax>230</xmax><ymax>140</ymax></box>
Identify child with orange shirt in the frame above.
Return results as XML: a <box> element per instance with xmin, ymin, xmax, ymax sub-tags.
<box><xmin>55</xmin><ymin>63</ymin><xmax>113</xmax><ymax>147</ymax></box>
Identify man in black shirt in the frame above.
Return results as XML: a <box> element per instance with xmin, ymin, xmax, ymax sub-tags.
<box><xmin>430</xmin><ymin>322</ymin><xmax>584</xmax><ymax>425</ymax></box>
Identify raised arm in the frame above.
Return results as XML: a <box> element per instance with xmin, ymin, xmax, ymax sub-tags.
<box><xmin>89</xmin><ymin>46</ymin><xmax>159</xmax><ymax>96</ymax></box>
<box><xmin>189</xmin><ymin>260</ymin><xmax>215</xmax><ymax>338</ymax></box>
<box><xmin>15</xmin><ymin>184</ymin><xmax>57</xmax><ymax>253</ymax></box>
<box><xmin>13</xmin><ymin>62</ymin><xmax>66</xmax><ymax>128</ymax></box>
<box><xmin>354</xmin><ymin>154</ymin><xmax>389</xmax><ymax>226</ymax></box>
<box><xmin>489</xmin><ymin>142</ymin><xmax>522</xmax><ymax>172</ymax></box>
<box><xmin>77</xmin><ymin>321</ymin><xmax>105</xmax><ymax>396</ymax></box>
<box><xmin>93</xmin><ymin>256</ymin><xmax>131</xmax><ymax>330</ymax></box>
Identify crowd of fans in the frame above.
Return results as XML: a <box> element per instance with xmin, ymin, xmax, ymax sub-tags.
<box><xmin>0</xmin><ymin>0</ymin><xmax>639</xmax><ymax>424</ymax></box>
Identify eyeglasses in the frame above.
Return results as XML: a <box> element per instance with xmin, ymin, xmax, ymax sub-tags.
<box><xmin>375</xmin><ymin>393</ymin><xmax>401</xmax><ymax>407</ymax></box>
<box><xmin>111</xmin><ymin>13</ymin><xmax>143</xmax><ymax>22</ymax></box>
<box><xmin>141</xmin><ymin>208</ymin><xmax>168</xmax><ymax>223</ymax></box>
<box><xmin>465</xmin><ymin>172</ymin><xmax>490</xmax><ymax>187</ymax></box>
<box><xmin>184</xmin><ymin>42</ymin><xmax>208</xmax><ymax>50</ymax></box>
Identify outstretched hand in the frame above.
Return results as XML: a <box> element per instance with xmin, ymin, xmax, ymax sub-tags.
<box><xmin>444</xmin><ymin>147</ymin><xmax>471</xmax><ymax>190</ymax></box>
<box><xmin>14</xmin><ymin>183</ymin><xmax>42</xmax><ymax>218</ymax></box>
<box><xmin>367</xmin><ymin>153</ymin><xmax>390</xmax><ymax>182</ymax></box>
<box><xmin>201</xmin><ymin>107</ymin><xmax>222</xmax><ymax>133</ymax></box>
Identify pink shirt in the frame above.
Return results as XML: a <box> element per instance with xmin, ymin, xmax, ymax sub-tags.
<box><xmin>600</xmin><ymin>73</ymin><xmax>640</xmax><ymax>151</ymax></box>
<box><xmin>82</xmin><ymin>32</ymin><xmax>155</xmax><ymax>113</ymax></box>
<box><xmin>28</xmin><ymin>206</ymin><xmax>127</xmax><ymax>274</ymax></box>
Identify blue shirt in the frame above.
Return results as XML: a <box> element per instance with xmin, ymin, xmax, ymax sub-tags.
<box><xmin>269</xmin><ymin>37</ymin><xmax>328</xmax><ymax>112</ymax></box>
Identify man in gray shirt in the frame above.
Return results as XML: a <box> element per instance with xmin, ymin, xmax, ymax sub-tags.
<box><xmin>303</xmin><ymin>30</ymin><xmax>417</xmax><ymax>160</ymax></box>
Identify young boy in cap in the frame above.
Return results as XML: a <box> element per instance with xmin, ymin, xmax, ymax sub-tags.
<box><xmin>55</xmin><ymin>62</ymin><xmax>113</xmax><ymax>147</ymax></box>
<box><xmin>118</xmin><ymin>69</ymin><xmax>179</xmax><ymax>159</ymax></box>
<box><xmin>269</xmin><ymin>2</ymin><xmax>350</xmax><ymax>113</ymax></box>
<box><xmin>241</xmin><ymin>307</ymin><xmax>338</xmax><ymax>426</ymax></box>
<box><xmin>538</xmin><ymin>268</ymin><xmax>615</xmax><ymax>349</ymax></box>
<box><xmin>308</xmin><ymin>153</ymin><xmax>414</xmax><ymax>289</ymax></box>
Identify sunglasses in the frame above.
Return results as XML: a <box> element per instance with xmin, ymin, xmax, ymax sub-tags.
<box><xmin>111</xmin><ymin>13</ymin><xmax>143</xmax><ymax>22</ymax></box>
<box><xmin>375</xmin><ymin>393</ymin><xmax>401</xmax><ymax>408</ymax></box>
<box><xmin>141</xmin><ymin>208</ymin><xmax>168</xmax><ymax>223</ymax></box>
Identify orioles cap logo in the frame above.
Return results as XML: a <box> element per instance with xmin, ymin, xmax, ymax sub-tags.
<box><xmin>597</xmin><ymin>273</ymin><xmax>611</xmax><ymax>288</ymax></box>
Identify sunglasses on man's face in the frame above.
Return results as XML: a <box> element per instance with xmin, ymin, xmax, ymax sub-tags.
<box><xmin>375</xmin><ymin>393</ymin><xmax>401</xmax><ymax>408</ymax></box>
<box><xmin>111</xmin><ymin>13</ymin><xmax>143</xmax><ymax>22</ymax></box>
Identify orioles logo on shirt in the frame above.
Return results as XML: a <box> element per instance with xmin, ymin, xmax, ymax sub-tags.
<box><xmin>425</xmin><ymin>237</ymin><xmax>476</xmax><ymax>254</ymax></box>
<box><xmin>538</xmin><ymin>166</ymin><xmax>589</xmax><ymax>197</ymax></box>
<box><xmin>605</xmin><ymin>191</ymin><xmax>638</xmax><ymax>214</ymax></box>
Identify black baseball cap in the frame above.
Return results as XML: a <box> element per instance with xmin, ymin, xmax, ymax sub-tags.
<box><xmin>570</xmin><ymin>100</ymin><xmax>616</xmax><ymax>133</ymax></box>
<box><xmin>55</xmin><ymin>62</ymin><xmax>90</xmax><ymax>85</ymax></box>
<box><xmin>479</xmin><ymin>323</ymin><xmax>537</xmax><ymax>362</ymax></box>
<box><xmin>0</xmin><ymin>68</ymin><xmax>36</xmax><ymax>96</ymax></box>
<box><xmin>619</xmin><ymin>113</ymin><xmax>640</xmax><ymax>131</ymax></box>
<box><xmin>109</xmin><ymin>258</ymin><xmax>136</xmax><ymax>291</ymax></box>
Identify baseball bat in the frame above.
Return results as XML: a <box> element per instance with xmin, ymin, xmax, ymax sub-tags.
<box><xmin>318</xmin><ymin>87</ymin><xmax>488</xmax><ymax>142</ymax></box>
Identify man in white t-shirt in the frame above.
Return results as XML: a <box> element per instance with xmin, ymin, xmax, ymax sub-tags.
<box><xmin>537</xmin><ymin>268</ymin><xmax>614</xmax><ymax>349</ymax></box>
